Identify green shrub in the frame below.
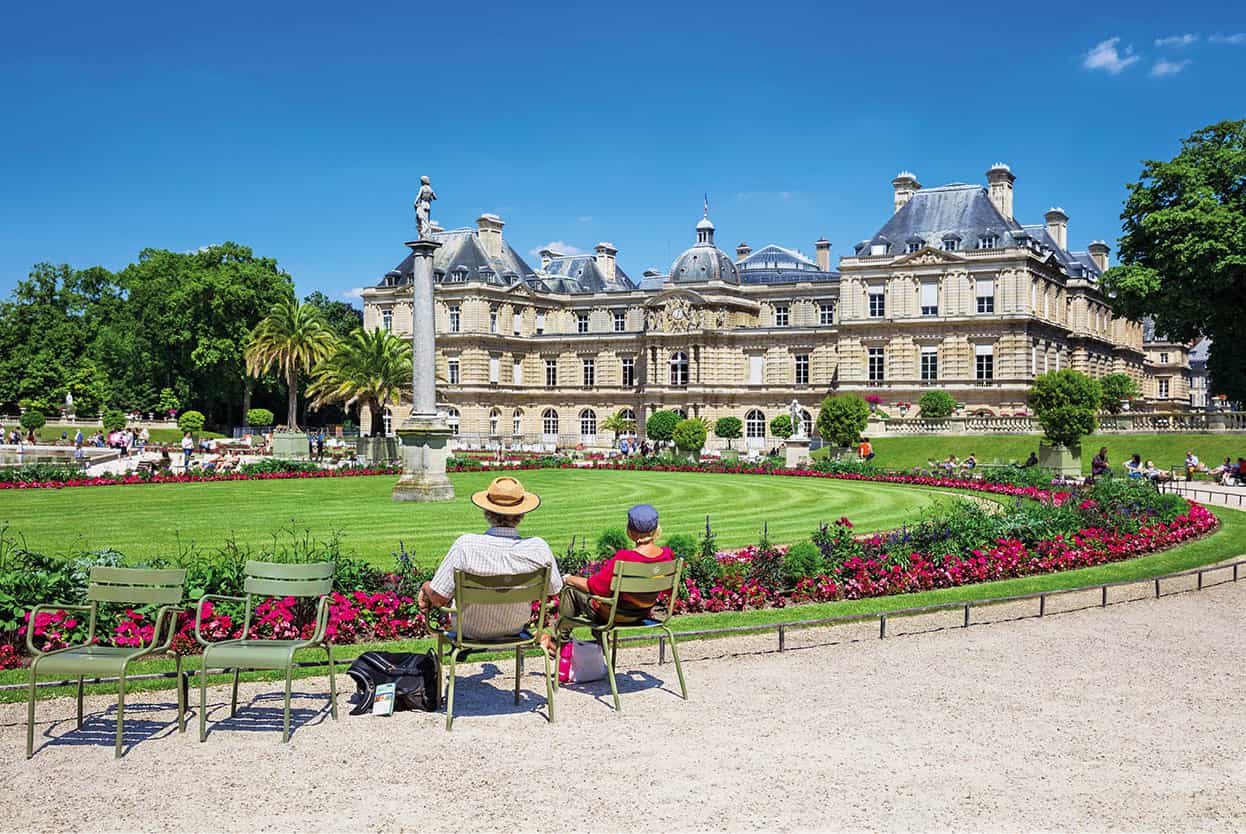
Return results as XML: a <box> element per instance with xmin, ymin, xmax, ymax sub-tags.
<box><xmin>19</xmin><ymin>410</ymin><xmax>45</xmax><ymax>431</ymax></box>
<box><xmin>813</xmin><ymin>457</ymin><xmax>877</xmax><ymax>475</ymax></box>
<box><xmin>713</xmin><ymin>416</ymin><xmax>743</xmax><ymax>448</ymax></box>
<box><xmin>1099</xmin><ymin>373</ymin><xmax>1140</xmax><ymax>415</ymax></box>
<box><xmin>157</xmin><ymin>388</ymin><xmax>181</xmax><ymax>414</ymax></box>
<box><xmin>684</xmin><ymin>521</ymin><xmax>721</xmax><ymax>589</ymax></box>
<box><xmin>746</xmin><ymin>529</ymin><xmax>786</xmax><ymax>588</ymax></box>
<box><xmin>811</xmin><ymin>520</ymin><xmax>864</xmax><ymax>575</ymax></box>
<box><xmin>246</xmin><ymin>408</ymin><xmax>275</xmax><ymax>427</ymax></box>
<box><xmin>672</xmin><ymin>418</ymin><xmax>707</xmax><ymax>453</ymax></box>
<box><xmin>664</xmin><ymin>533</ymin><xmax>698</xmax><ymax>565</ymax></box>
<box><xmin>817</xmin><ymin>394</ymin><xmax>869</xmax><ymax>447</ymax></box>
<box><xmin>595</xmin><ymin>527</ymin><xmax>631</xmax><ymax>560</ymax></box>
<box><xmin>918</xmin><ymin>390</ymin><xmax>956</xmax><ymax>419</ymax></box>
<box><xmin>769</xmin><ymin>414</ymin><xmax>794</xmax><ymax>439</ymax></box>
<box><xmin>177</xmin><ymin>410</ymin><xmax>206</xmax><ymax>433</ymax></box>
<box><xmin>102</xmin><ymin>408</ymin><xmax>127</xmax><ymax>433</ymax></box>
<box><xmin>1029</xmin><ymin>370</ymin><xmax>1101</xmax><ymax>448</ymax></box>
<box><xmin>645</xmin><ymin>410</ymin><xmax>680</xmax><ymax>446</ymax></box>
<box><xmin>238</xmin><ymin>458</ymin><xmax>322</xmax><ymax>475</ymax></box>
<box><xmin>557</xmin><ymin>535</ymin><xmax>595</xmax><ymax>576</ymax></box>
<box><xmin>0</xmin><ymin>464</ymin><xmax>89</xmax><ymax>484</ymax></box>
<box><xmin>782</xmin><ymin>541</ymin><xmax>824</xmax><ymax>585</ymax></box>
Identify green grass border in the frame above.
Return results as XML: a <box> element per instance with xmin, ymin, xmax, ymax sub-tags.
<box><xmin>6</xmin><ymin>503</ymin><xmax>1242</xmax><ymax>705</ymax></box>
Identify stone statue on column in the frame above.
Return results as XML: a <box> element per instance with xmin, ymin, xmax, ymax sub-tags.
<box><xmin>789</xmin><ymin>398</ymin><xmax>805</xmax><ymax>438</ymax></box>
<box><xmin>413</xmin><ymin>176</ymin><xmax>437</xmax><ymax>240</ymax></box>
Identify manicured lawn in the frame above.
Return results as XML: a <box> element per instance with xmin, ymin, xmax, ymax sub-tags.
<box><xmin>816</xmin><ymin>433</ymin><xmax>1246</xmax><ymax>474</ymax></box>
<box><xmin>0</xmin><ymin>469</ymin><xmax>951</xmax><ymax>568</ymax></box>
<box><xmin>28</xmin><ymin>426</ymin><xmax>224</xmax><ymax>445</ymax></box>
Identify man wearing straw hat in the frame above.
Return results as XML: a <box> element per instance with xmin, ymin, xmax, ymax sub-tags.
<box><xmin>418</xmin><ymin>476</ymin><xmax>563</xmax><ymax>640</ymax></box>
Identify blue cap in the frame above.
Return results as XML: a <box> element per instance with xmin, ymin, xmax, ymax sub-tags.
<box><xmin>627</xmin><ymin>504</ymin><xmax>659</xmax><ymax>534</ymax></box>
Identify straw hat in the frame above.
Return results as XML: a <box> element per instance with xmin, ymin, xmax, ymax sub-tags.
<box><xmin>471</xmin><ymin>476</ymin><xmax>541</xmax><ymax>515</ymax></box>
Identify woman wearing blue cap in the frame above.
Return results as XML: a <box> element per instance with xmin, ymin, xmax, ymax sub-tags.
<box><xmin>542</xmin><ymin>504</ymin><xmax>673</xmax><ymax>654</ymax></box>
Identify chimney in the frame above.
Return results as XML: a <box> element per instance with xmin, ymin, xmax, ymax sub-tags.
<box><xmin>986</xmin><ymin>163</ymin><xmax>1015</xmax><ymax>221</ymax></box>
<box><xmin>1044</xmin><ymin>207</ymin><xmax>1069</xmax><ymax>251</ymax></box>
<box><xmin>815</xmin><ymin>237</ymin><xmax>831</xmax><ymax>271</ymax></box>
<box><xmin>736</xmin><ymin>242</ymin><xmax>752</xmax><ymax>262</ymax></box>
<box><xmin>891</xmin><ymin>171</ymin><xmax>921</xmax><ymax>213</ymax></box>
<box><xmin>1088</xmin><ymin>240</ymin><xmax>1110</xmax><ymax>272</ymax></box>
<box><xmin>476</xmin><ymin>213</ymin><xmax>505</xmax><ymax>259</ymax></box>
<box><xmin>537</xmin><ymin>247</ymin><xmax>562</xmax><ymax>270</ymax></box>
<box><xmin>594</xmin><ymin>241</ymin><xmax>618</xmax><ymax>283</ymax></box>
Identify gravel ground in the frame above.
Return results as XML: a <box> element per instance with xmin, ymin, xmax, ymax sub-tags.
<box><xmin>3</xmin><ymin>576</ymin><xmax>1245</xmax><ymax>833</ymax></box>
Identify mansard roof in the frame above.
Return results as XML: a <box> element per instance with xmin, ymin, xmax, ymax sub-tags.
<box><xmin>859</xmin><ymin>184</ymin><xmax>1021</xmax><ymax>255</ymax></box>
<box><xmin>737</xmin><ymin>244</ymin><xmax>820</xmax><ymax>272</ymax></box>
<box><xmin>378</xmin><ymin>228</ymin><xmax>537</xmax><ymax>289</ymax></box>
<box><xmin>536</xmin><ymin>254</ymin><xmax>636</xmax><ymax>294</ymax></box>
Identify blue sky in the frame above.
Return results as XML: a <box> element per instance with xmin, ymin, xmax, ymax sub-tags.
<box><xmin>1</xmin><ymin>0</ymin><xmax>1243</xmax><ymax>302</ymax></box>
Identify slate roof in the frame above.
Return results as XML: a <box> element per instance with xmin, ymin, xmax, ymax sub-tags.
<box><xmin>378</xmin><ymin>228</ymin><xmax>536</xmax><ymax>289</ymax></box>
<box><xmin>737</xmin><ymin>244</ymin><xmax>820</xmax><ymax>272</ymax></box>
<box><xmin>857</xmin><ymin>184</ymin><xmax>1021</xmax><ymax>255</ymax></box>
<box><xmin>536</xmin><ymin>254</ymin><xmax>636</xmax><ymax>294</ymax></box>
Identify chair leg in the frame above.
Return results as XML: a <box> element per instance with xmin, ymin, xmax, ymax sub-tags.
<box><xmin>175</xmin><ymin>656</ymin><xmax>186</xmax><ymax>733</ymax></box>
<box><xmin>230</xmin><ymin>668</ymin><xmax>240</xmax><ymax>717</ymax></box>
<box><xmin>282</xmin><ymin>666</ymin><xmax>293</xmax><ymax>743</ymax></box>
<box><xmin>444</xmin><ymin>653</ymin><xmax>457</xmax><ymax>732</ymax></box>
<box><xmin>76</xmin><ymin>676</ymin><xmax>84</xmax><ymax>729</ymax></box>
<box><xmin>114</xmin><ymin>674</ymin><xmax>126</xmax><ymax>759</ymax></box>
<box><xmin>604</xmin><ymin>632</ymin><xmax>621</xmax><ymax>713</ymax></box>
<box><xmin>666</xmin><ymin>627</ymin><xmax>688</xmax><ymax>700</ymax></box>
<box><xmin>514</xmin><ymin>646</ymin><xmax>522</xmax><ymax>705</ymax></box>
<box><xmin>26</xmin><ymin>666</ymin><xmax>37</xmax><ymax>759</ymax></box>
<box><xmin>543</xmin><ymin>648</ymin><xmax>555</xmax><ymax>724</ymax></box>
<box><xmin>325</xmin><ymin>643</ymin><xmax>338</xmax><ymax>721</ymax></box>
<box><xmin>198</xmin><ymin>663</ymin><xmax>209</xmax><ymax>743</ymax></box>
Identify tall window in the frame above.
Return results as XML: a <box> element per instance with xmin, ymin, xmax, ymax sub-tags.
<box><xmin>975</xmin><ymin>345</ymin><xmax>994</xmax><ymax>381</ymax></box>
<box><xmin>489</xmin><ymin>356</ymin><xmax>499</xmax><ymax>384</ymax></box>
<box><xmin>748</xmin><ymin>354</ymin><xmax>764</xmax><ymax>385</ymax></box>
<box><xmin>576</xmin><ymin>312</ymin><xmax>589</xmax><ymax>334</ymax></box>
<box><xmin>867</xmin><ymin>347</ymin><xmax>885</xmax><ymax>382</ymax></box>
<box><xmin>976</xmin><ymin>278</ymin><xmax>995</xmax><ymax>314</ymax></box>
<box><xmin>513</xmin><ymin>311</ymin><xmax>521</xmax><ymax>336</ymax></box>
<box><xmin>868</xmin><ymin>291</ymin><xmax>885</xmax><ymax>318</ymax></box>
<box><xmin>800</xmin><ymin>410</ymin><xmax>813</xmax><ymax>438</ymax></box>
<box><xmin>613</xmin><ymin>310</ymin><xmax>626</xmax><ymax>332</ymax></box>
<box><xmin>794</xmin><ymin>354</ymin><xmax>809</xmax><ymax>385</ymax></box>
<box><xmin>745</xmin><ymin>409</ymin><xmax>766</xmax><ymax>439</ymax></box>
<box><xmin>579</xmin><ymin>409</ymin><xmax>597</xmax><ymax>437</ymax></box>
<box><xmin>621</xmin><ymin>356</ymin><xmax>635</xmax><ymax>387</ymax></box>
<box><xmin>512</xmin><ymin>359</ymin><xmax>523</xmax><ymax>385</ymax></box>
<box><xmin>448</xmin><ymin>304</ymin><xmax>460</xmax><ymax>333</ymax></box>
<box><xmin>819</xmin><ymin>303</ymin><xmax>834</xmax><ymax>325</ymax></box>
<box><xmin>542</xmin><ymin>409</ymin><xmax>559</xmax><ymax>435</ymax></box>
<box><xmin>920</xmin><ymin>348</ymin><xmax>938</xmax><ymax>381</ymax></box>
<box><xmin>920</xmin><ymin>281</ymin><xmax>938</xmax><ymax>316</ymax></box>
<box><xmin>582</xmin><ymin>358</ymin><xmax>595</xmax><ymax>387</ymax></box>
<box><xmin>774</xmin><ymin>305</ymin><xmax>789</xmax><ymax>327</ymax></box>
<box><xmin>489</xmin><ymin>408</ymin><xmax>500</xmax><ymax>436</ymax></box>
<box><xmin>670</xmin><ymin>351</ymin><xmax>689</xmax><ymax>386</ymax></box>
<box><xmin>1159</xmin><ymin>379</ymin><xmax>1170</xmax><ymax>398</ymax></box>
<box><xmin>619</xmin><ymin>408</ymin><xmax>637</xmax><ymax>436</ymax></box>
<box><xmin>381</xmin><ymin>309</ymin><xmax>393</xmax><ymax>331</ymax></box>
<box><xmin>512</xmin><ymin>409</ymin><xmax>523</xmax><ymax>435</ymax></box>
<box><xmin>447</xmin><ymin>358</ymin><xmax>460</xmax><ymax>385</ymax></box>
<box><xmin>535</xmin><ymin>312</ymin><xmax>546</xmax><ymax>335</ymax></box>
<box><xmin>545</xmin><ymin>359</ymin><xmax>557</xmax><ymax>388</ymax></box>
<box><xmin>446</xmin><ymin>408</ymin><xmax>460</xmax><ymax>435</ymax></box>
<box><xmin>489</xmin><ymin>305</ymin><xmax>498</xmax><ymax>334</ymax></box>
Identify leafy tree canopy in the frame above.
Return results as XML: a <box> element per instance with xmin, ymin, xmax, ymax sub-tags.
<box><xmin>645</xmin><ymin>410</ymin><xmax>680</xmax><ymax>443</ymax></box>
<box><xmin>1099</xmin><ymin>373</ymin><xmax>1140</xmax><ymax>414</ymax></box>
<box><xmin>1029</xmin><ymin>370</ymin><xmax>1101</xmax><ymax>448</ymax></box>
<box><xmin>303</xmin><ymin>291</ymin><xmax>364</xmax><ymax>339</ymax></box>
<box><xmin>817</xmin><ymin>394</ymin><xmax>869</xmax><ymax>447</ymax></box>
<box><xmin>672</xmin><ymin>418</ymin><xmax>708</xmax><ymax>453</ymax></box>
<box><xmin>769</xmin><ymin>414</ymin><xmax>794</xmax><ymax>439</ymax></box>
<box><xmin>1101</xmin><ymin>120</ymin><xmax>1246</xmax><ymax>401</ymax></box>
<box><xmin>713</xmin><ymin>416</ymin><xmax>743</xmax><ymax>440</ymax></box>
<box><xmin>918</xmin><ymin>390</ymin><xmax>957</xmax><ymax>419</ymax></box>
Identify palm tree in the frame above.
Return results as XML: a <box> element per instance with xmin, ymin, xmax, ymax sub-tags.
<box><xmin>245</xmin><ymin>298</ymin><xmax>336</xmax><ymax>429</ymax></box>
<box><xmin>307</xmin><ymin>327</ymin><xmax>412</xmax><ymax>435</ymax></box>
<box><xmin>601</xmin><ymin>410</ymin><xmax>636</xmax><ymax>442</ymax></box>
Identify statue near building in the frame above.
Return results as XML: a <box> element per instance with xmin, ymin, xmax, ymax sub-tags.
<box><xmin>413</xmin><ymin>176</ymin><xmax>437</xmax><ymax>239</ymax></box>
<box><xmin>789</xmin><ymin>399</ymin><xmax>805</xmax><ymax>438</ymax></box>
<box><xmin>64</xmin><ymin>391</ymin><xmax>75</xmax><ymax>417</ymax></box>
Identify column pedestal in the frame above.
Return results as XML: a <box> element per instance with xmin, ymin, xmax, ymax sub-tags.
<box><xmin>392</xmin><ymin>414</ymin><xmax>455</xmax><ymax>502</ymax></box>
<box><xmin>784</xmin><ymin>437</ymin><xmax>811</xmax><ymax>468</ymax></box>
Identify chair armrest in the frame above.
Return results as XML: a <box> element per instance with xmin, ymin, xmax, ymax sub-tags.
<box><xmin>307</xmin><ymin>594</ymin><xmax>334</xmax><ymax>644</ymax></box>
<box><xmin>195</xmin><ymin>594</ymin><xmax>247</xmax><ymax>646</ymax></box>
<box><xmin>25</xmin><ymin>603</ymin><xmax>94</xmax><ymax>656</ymax></box>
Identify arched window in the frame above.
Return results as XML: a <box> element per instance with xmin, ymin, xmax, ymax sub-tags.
<box><xmin>382</xmin><ymin>407</ymin><xmax>393</xmax><ymax>438</ymax></box>
<box><xmin>670</xmin><ymin>351</ymin><xmax>689</xmax><ymax>386</ymax></box>
<box><xmin>580</xmin><ymin>409</ymin><xmax>597</xmax><ymax>437</ymax></box>
<box><xmin>619</xmin><ymin>408</ymin><xmax>637</xmax><ymax>436</ymax></box>
<box><xmin>512</xmin><ymin>408</ymin><xmax>523</xmax><ymax>436</ymax></box>
<box><xmin>446</xmin><ymin>407</ymin><xmax>460</xmax><ymax>436</ymax></box>
<box><xmin>801</xmin><ymin>409</ymin><xmax>814</xmax><ymax>438</ymax></box>
<box><xmin>542</xmin><ymin>409</ymin><xmax>559</xmax><ymax>436</ymax></box>
<box><xmin>746</xmin><ymin>409</ymin><xmax>766</xmax><ymax>439</ymax></box>
<box><xmin>489</xmin><ymin>408</ymin><xmax>500</xmax><ymax>436</ymax></box>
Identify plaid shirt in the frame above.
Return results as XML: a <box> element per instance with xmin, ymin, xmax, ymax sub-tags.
<box><xmin>430</xmin><ymin>527</ymin><xmax>563</xmax><ymax>640</ymax></box>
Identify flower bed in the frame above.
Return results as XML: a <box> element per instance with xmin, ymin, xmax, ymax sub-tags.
<box><xmin>0</xmin><ymin>465</ymin><xmax>401</xmax><ymax>490</ymax></box>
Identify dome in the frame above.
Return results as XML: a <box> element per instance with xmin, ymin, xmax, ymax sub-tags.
<box><xmin>668</xmin><ymin>209</ymin><xmax>740</xmax><ymax>284</ymax></box>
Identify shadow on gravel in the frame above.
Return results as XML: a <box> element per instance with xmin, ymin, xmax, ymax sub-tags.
<box><xmin>36</xmin><ymin>701</ymin><xmax>183</xmax><ymax>757</ymax></box>
<box><xmin>202</xmin><ymin>690</ymin><xmax>331</xmax><ymax>740</ymax></box>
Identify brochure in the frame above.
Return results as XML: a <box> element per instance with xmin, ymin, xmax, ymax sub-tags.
<box><xmin>372</xmin><ymin>682</ymin><xmax>396</xmax><ymax>716</ymax></box>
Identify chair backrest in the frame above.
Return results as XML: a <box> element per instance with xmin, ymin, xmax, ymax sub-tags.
<box><xmin>243</xmin><ymin>560</ymin><xmax>335</xmax><ymax>598</ymax></box>
<box><xmin>453</xmin><ymin>567</ymin><xmax>551</xmax><ymax>633</ymax></box>
<box><xmin>87</xmin><ymin>567</ymin><xmax>186</xmax><ymax>606</ymax></box>
<box><xmin>608</xmin><ymin>558</ymin><xmax>683</xmax><ymax>597</ymax></box>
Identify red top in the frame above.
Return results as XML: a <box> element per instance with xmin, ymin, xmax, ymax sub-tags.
<box><xmin>587</xmin><ymin>546</ymin><xmax>674</xmax><ymax>598</ymax></box>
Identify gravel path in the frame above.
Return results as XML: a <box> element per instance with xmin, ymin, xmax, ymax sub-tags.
<box><xmin>3</xmin><ymin>576</ymin><xmax>1245</xmax><ymax>832</ymax></box>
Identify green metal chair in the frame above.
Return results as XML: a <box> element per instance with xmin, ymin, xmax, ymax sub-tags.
<box><xmin>554</xmin><ymin>558</ymin><xmax>687</xmax><ymax>712</ymax></box>
<box><xmin>26</xmin><ymin>567</ymin><xmax>188</xmax><ymax>759</ymax></box>
<box><xmin>432</xmin><ymin>567</ymin><xmax>555</xmax><ymax>731</ymax></box>
<box><xmin>195</xmin><ymin>560</ymin><xmax>337</xmax><ymax>743</ymax></box>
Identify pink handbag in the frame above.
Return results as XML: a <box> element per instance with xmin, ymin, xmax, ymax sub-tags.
<box><xmin>558</xmin><ymin>639</ymin><xmax>608</xmax><ymax>683</ymax></box>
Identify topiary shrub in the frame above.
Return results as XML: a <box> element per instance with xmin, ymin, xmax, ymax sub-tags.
<box><xmin>917</xmin><ymin>389</ymin><xmax>956</xmax><ymax>419</ymax></box>
<box><xmin>645</xmin><ymin>410</ymin><xmax>680</xmax><ymax>448</ymax></box>
<box><xmin>769</xmin><ymin>414</ymin><xmax>794</xmax><ymax>439</ymax></box>
<box><xmin>713</xmin><ymin>416</ymin><xmax>743</xmax><ymax>449</ymax></box>
<box><xmin>672</xmin><ymin>418</ymin><xmax>707</xmax><ymax>454</ymax></box>
<box><xmin>782</xmin><ymin>541</ymin><xmax>824</xmax><ymax>586</ymax></box>
<box><xmin>664</xmin><ymin>533</ymin><xmax>698</xmax><ymax>565</ymax></box>
<box><xmin>246</xmin><ymin>408</ymin><xmax>275</xmax><ymax>427</ymax></box>
<box><xmin>101</xmin><ymin>408</ymin><xmax>126</xmax><ymax>433</ymax></box>
<box><xmin>19</xmin><ymin>410</ymin><xmax>45</xmax><ymax>431</ymax></box>
<box><xmin>1029</xmin><ymin>370</ymin><xmax>1101</xmax><ymax>448</ymax></box>
<box><xmin>157</xmin><ymin>387</ymin><xmax>181</xmax><ymax>415</ymax></box>
<box><xmin>177</xmin><ymin>410</ymin><xmax>206</xmax><ymax>434</ymax></box>
<box><xmin>816</xmin><ymin>394</ymin><xmax>869</xmax><ymax>447</ymax></box>
<box><xmin>595</xmin><ymin>527</ymin><xmax>631</xmax><ymax>560</ymax></box>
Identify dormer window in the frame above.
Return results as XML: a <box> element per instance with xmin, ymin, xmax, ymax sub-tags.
<box><xmin>906</xmin><ymin>241</ymin><xmax>923</xmax><ymax>254</ymax></box>
<box><xmin>478</xmin><ymin>269</ymin><xmax>494</xmax><ymax>283</ymax></box>
<box><xmin>977</xmin><ymin>235</ymin><xmax>999</xmax><ymax>250</ymax></box>
<box><xmin>941</xmin><ymin>236</ymin><xmax>961</xmax><ymax>252</ymax></box>
<box><xmin>869</xmin><ymin>243</ymin><xmax>889</xmax><ymax>256</ymax></box>
<box><xmin>448</xmin><ymin>268</ymin><xmax>468</xmax><ymax>283</ymax></box>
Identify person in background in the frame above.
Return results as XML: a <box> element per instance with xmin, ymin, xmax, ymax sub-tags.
<box><xmin>1021</xmin><ymin>451</ymin><xmax>1039</xmax><ymax>468</ymax></box>
<box><xmin>158</xmin><ymin>445</ymin><xmax>173</xmax><ymax>471</ymax></box>
<box><xmin>73</xmin><ymin>441</ymin><xmax>85</xmax><ymax>465</ymax></box>
<box><xmin>1142</xmin><ymin>459</ymin><xmax>1169</xmax><ymax>484</ymax></box>
<box><xmin>139</xmin><ymin>426</ymin><xmax>149</xmax><ymax>452</ymax></box>
<box><xmin>1184</xmin><ymin>450</ymin><xmax>1202</xmax><ymax>482</ymax></box>
<box><xmin>1211</xmin><ymin>456</ymin><xmax>1235</xmax><ymax>485</ymax></box>
<box><xmin>962</xmin><ymin>452</ymin><xmax>978</xmax><ymax>473</ymax></box>
<box><xmin>316</xmin><ymin>428</ymin><xmax>325</xmax><ymax>461</ymax></box>
<box><xmin>619</xmin><ymin>436</ymin><xmax>630</xmax><ymax>456</ymax></box>
<box><xmin>857</xmin><ymin>437</ymin><xmax>875</xmax><ymax>462</ymax></box>
<box><xmin>1125</xmin><ymin>453</ymin><xmax>1143</xmax><ymax>478</ymax></box>
<box><xmin>74</xmin><ymin>427</ymin><xmax>83</xmax><ymax>446</ymax></box>
<box><xmin>1091</xmin><ymin>447</ymin><xmax>1110</xmax><ymax>481</ymax></box>
<box><xmin>942</xmin><ymin>454</ymin><xmax>958</xmax><ymax>473</ymax></box>
<box><xmin>1235</xmin><ymin>457</ymin><xmax>1246</xmax><ymax>485</ymax></box>
<box><xmin>181</xmin><ymin>431</ymin><xmax>194</xmax><ymax>471</ymax></box>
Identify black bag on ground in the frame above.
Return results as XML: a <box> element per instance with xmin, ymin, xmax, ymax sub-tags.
<box><xmin>346</xmin><ymin>650</ymin><xmax>440</xmax><ymax>715</ymax></box>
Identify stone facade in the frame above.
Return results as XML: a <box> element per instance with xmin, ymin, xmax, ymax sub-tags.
<box><xmin>361</xmin><ymin>164</ymin><xmax>1191</xmax><ymax>450</ymax></box>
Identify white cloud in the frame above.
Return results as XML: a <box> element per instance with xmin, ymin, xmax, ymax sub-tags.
<box><xmin>1210</xmin><ymin>32</ymin><xmax>1246</xmax><ymax>45</ymax></box>
<box><xmin>576</xmin><ymin>215</ymin><xmax>593</xmax><ymax>223</ymax></box>
<box><xmin>1154</xmin><ymin>33</ymin><xmax>1198</xmax><ymax>47</ymax></box>
<box><xmin>529</xmin><ymin>240</ymin><xmax>585</xmax><ymax>258</ymax></box>
<box><xmin>1150</xmin><ymin>58</ymin><xmax>1192</xmax><ymax>76</ymax></box>
<box><xmin>341</xmin><ymin>287</ymin><xmax>365</xmax><ymax>299</ymax></box>
<box><xmin>1083</xmin><ymin>37</ymin><xmax>1140</xmax><ymax>74</ymax></box>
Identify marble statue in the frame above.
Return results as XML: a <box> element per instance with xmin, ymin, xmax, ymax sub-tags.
<box><xmin>413</xmin><ymin>176</ymin><xmax>437</xmax><ymax>239</ymax></box>
<box><xmin>789</xmin><ymin>399</ymin><xmax>805</xmax><ymax>438</ymax></box>
<box><xmin>64</xmin><ymin>391</ymin><xmax>74</xmax><ymax>417</ymax></box>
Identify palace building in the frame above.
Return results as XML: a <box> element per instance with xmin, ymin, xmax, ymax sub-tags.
<box><xmin>361</xmin><ymin>164</ymin><xmax>1191</xmax><ymax>450</ymax></box>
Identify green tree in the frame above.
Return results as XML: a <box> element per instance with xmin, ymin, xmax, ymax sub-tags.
<box><xmin>769</xmin><ymin>414</ymin><xmax>794</xmax><ymax>439</ymax></box>
<box><xmin>1029</xmin><ymin>370</ymin><xmax>1102</xmax><ymax>448</ymax></box>
<box><xmin>177</xmin><ymin>410</ymin><xmax>206</xmax><ymax>433</ymax></box>
<box><xmin>672</xmin><ymin>418</ymin><xmax>708</xmax><ymax>454</ymax></box>
<box><xmin>19</xmin><ymin>410</ymin><xmax>45</xmax><ymax>431</ymax></box>
<box><xmin>713</xmin><ymin>416</ymin><xmax>743</xmax><ymax>449</ymax></box>
<box><xmin>102</xmin><ymin>409</ymin><xmax>127</xmax><ymax>433</ymax></box>
<box><xmin>918</xmin><ymin>389</ymin><xmax>956</xmax><ymax>419</ymax></box>
<box><xmin>1099</xmin><ymin>373</ymin><xmax>1141</xmax><ymax>414</ymax></box>
<box><xmin>1101</xmin><ymin>120</ymin><xmax>1246</xmax><ymax>402</ymax></box>
<box><xmin>245</xmin><ymin>408</ymin><xmax>275</xmax><ymax>427</ymax></box>
<box><xmin>645</xmin><ymin>410</ymin><xmax>680</xmax><ymax>447</ymax></box>
<box><xmin>245</xmin><ymin>298</ymin><xmax>335</xmax><ymax>429</ymax></box>
<box><xmin>600</xmin><ymin>410</ymin><xmax>637</xmax><ymax>441</ymax></box>
<box><xmin>157</xmin><ymin>388</ymin><xmax>181</xmax><ymax>415</ymax></box>
<box><xmin>303</xmin><ymin>291</ymin><xmax>364</xmax><ymax>339</ymax></box>
<box><xmin>817</xmin><ymin>394</ymin><xmax>869</xmax><ymax>447</ymax></box>
<box><xmin>306</xmin><ymin>327</ymin><xmax>412</xmax><ymax>435</ymax></box>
